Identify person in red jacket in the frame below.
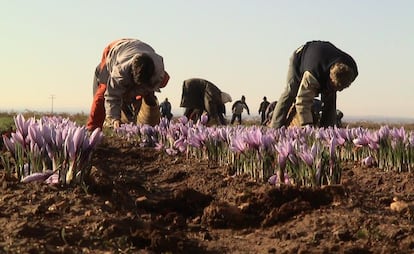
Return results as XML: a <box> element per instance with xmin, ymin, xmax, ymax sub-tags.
<box><xmin>86</xmin><ymin>38</ymin><xmax>170</xmax><ymax>131</ymax></box>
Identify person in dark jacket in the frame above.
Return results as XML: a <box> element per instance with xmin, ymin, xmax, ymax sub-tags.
<box><xmin>159</xmin><ymin>97</ymin><xmax>173</xmax><ymax>121</ymax></box>
<box><xmin>270</xmin><ymin>41</ymin><xmax>358</xmax><ymax>128</ymax></box>
<box><xmin>258</xmin><ymin>96</ymin><xmax>270</xmax><ymax>125</ymax></box>
<box><xmin>180</xmin><ymin>78</ymin><xmax>232</xmax><ymax>125</ymax></box>
<box><xmin>231</xmin><ymin>96</ymin><xmax>250</xmax><ymax>125</ymax></box>
<box><xmin>336</xmin><ymin>109</ymin><xmax>344</xmax><ymax>127</ymax></box>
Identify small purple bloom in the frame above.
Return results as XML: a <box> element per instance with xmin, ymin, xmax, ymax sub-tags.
<box><xmin>230</xmin><ymin>135</ymin><xmax>246</xmax><ymax>153</ymax></box>
<box><xmin>2</xmin><ymin>135</ymin><xmax>15</xmax><ymax>154</ymax></box>
<box><xmin>362</xmin><ymin>156</ymin><xmax>375</xmax><ymax>167</ymax></box>
<box><xmin>199</xmin><ymin>114</ymin><xmax>209</xmax><ymax>125</ymax></box>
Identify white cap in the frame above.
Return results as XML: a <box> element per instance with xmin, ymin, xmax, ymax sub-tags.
<box><xmin>221</xmin><ymin>92</ymin><xmax>232</xmax><ymax>103</ymax></box>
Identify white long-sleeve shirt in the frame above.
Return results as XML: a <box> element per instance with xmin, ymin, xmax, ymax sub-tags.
<box><xmin>104</xmin><ymin>39</ymin><xmax>166</xmax><ymax>120</ymax></box>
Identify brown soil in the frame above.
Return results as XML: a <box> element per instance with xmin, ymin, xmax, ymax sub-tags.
<box><xmin>1</xmin><ymin>135</ymin><xmax>414</xmax><ymax>253</ymax></box>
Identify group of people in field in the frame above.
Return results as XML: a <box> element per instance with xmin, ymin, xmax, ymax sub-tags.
<box><xmin>86</xmin><ymin>39</ymin><xmax>357</xmax><ymax>131</ymax></box>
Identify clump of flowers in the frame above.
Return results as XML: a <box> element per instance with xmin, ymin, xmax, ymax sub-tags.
<box><xmin>113</xmin><ymin>115</ymin><xmax>414</xmax><ymax>187</ymax></box>
<box><xmin>1</xmin><ymin>114</ymin><xmax>103</xmax><ymax>185</ymax></box>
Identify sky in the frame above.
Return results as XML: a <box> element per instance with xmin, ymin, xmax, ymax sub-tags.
<box><xmin>1</xmin><ymin>0</ymin><xmax>414</xmax><ymax>120</ymax></box>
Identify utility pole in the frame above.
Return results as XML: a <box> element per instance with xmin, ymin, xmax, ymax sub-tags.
<box><xmin>49</xmin><ymin>95</ymin><xmax>55</xmax><ymax>114</ymax></box>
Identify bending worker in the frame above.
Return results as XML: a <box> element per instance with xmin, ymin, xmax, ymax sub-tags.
<box><xmin>180</xmin><ymin>78</ymin><xmax>232</xmax><ymax>125</ymax></box>
<box><xmin>87</xmin><ymin>38</ymin><xmax>170</xmax><ymax>131</ymax></box>
<box><xmin>270</xmin><ymin>40</ymin><xmax>358</xmax><ymax>128</ymax></box>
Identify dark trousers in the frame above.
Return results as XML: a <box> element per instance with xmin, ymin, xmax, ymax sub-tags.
<box><xmin>270</xmin><ymin>47</ymin><xmax>302</xmax><ymax>128</ymax></box>
<box><xmin>230</xmin><ymin>114</ymin><xmax>242</xmax><ymax>124</ymax></box>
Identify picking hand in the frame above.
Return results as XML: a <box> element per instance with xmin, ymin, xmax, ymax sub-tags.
<box><xmin>104</xmin><ymin>117</ymin><xmax>121</xmax><ymax>129</ymax></box>
<box><xmin>113</xmin><ymin>120</ymin><xmax>120</xmax><ymax>129</ymax></box>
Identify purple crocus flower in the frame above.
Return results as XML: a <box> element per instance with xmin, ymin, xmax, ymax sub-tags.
<box><xmin>390</xmin><ymin>127</ymin><xmax>406</xmax><ymax>142</ymax></box>
<box><xmin>409</xmin><ymin>132</ymin><xmax>414</xmax><ymax>147</ymax></box>
<box><xmin>299</xmin><ymin>150</ymin><xmax>314</xmax><ymax>167</ymax></box>
<box><xmin>72</xmin><ymin>127</ymin><xmax>86</xmax><ymax>150</ymax></box>
<box><xmin>268</xmin><ymin>174</ymin><xmax>278</xmax><ymax>185</ymax></box>
<box><xmin>261</xmin><ymin>133</ymin><xmax>275</xmax><ymax>152</ymax></box>
<box><xmin>65</xmin><ymin>131</ymin><xmax>76</xmax><ymax>160</ymax></box>
<box><xmin>88</xmin><ymin>128</ymin><xmax>103</xmax><ymax>148</ymax></box>
<box><xmin>179</xmin><ymin>116</ymin><xmax>188</xmax><ymax>125</ymax></box>
<box><xmin>166</xmin><ymin>147</ymin><xmax>178</xmax><ymax>155</ymax></box>
<box><xmin>378</xmin><ymin>125</ymin><xmax>390</xmax><ymax>140</ymax></box>
<box><xmin>45</xmin><ymin>173</ymin><xmax>59</xmax><ymax>184</ymax></box>
<box><xmin>362</xmin><ymin>156</ymin><xmax>375</xmax><ymax>167</ymax></box>
<box><xmin>230</xmin><ymin>135</ymin><xmax>246</xmax><ymax>153</ymax></box>
<box><xmin>21</xmin><ymin>170</ymin><xmax>54</xmax><ymax>183</ymax></box>
<box><xmin>268</xmin><ymin>173</ymin><xmax>290</xmax><ymax>185</ymax></box>
<box><xmin>174</xmin><ymin>136</ymin><xmax>187</xmax><ymax>153</ymax></box>
<box><xmin>54</xmin><ymin>128</ymin><xmax>64</xmax><ymax>148</ymax></box>
<box><xmin>199</xmin><ymin>114</ymin><xmax>209</xmax><ymax>125</ymax></box>
<box><xmin>329</xmin><ymin>136</ymin><xmax>337</xmax><ymax>159</ymax></box>
<box><xmin>11</xmin><ymin>132</ymin><xmax>25</xmax><ymax>147</ymax></box>
<box><xmin>2</xmin><ymin>135</ymin><xmax>15</xmax><ymax>154</ymax></box>
<box><xmin>277</xmin><ymin>152</ymin><xmax>287</xmax><ymax>170</ymax></box>
<box><xmin>14</xmin><ymin>114</ymin><xmax>31</xmax><ymax>138</ymax></box>
<box><xmin>353</xmin><ymin>136</ymin><xmax>369</xmax><ymax>147</ymax></box>
<box><xmin>243</xmin><ymin>127</ymin><xmax>262</xmax><ymax>150</ymax></box>
<box><xmin>41</xmin><ymin>124</ymin><xmax>53</xmax><ymax>146</ymax></box>
<box><xmin>288</xmin><ymin>153</ymin><xmax>298</xmax><ymax>165</ymax></box>
<box><xmin>186</xmin><ymin>129</ymin><xmax>206</xmax><ymax>148</ymax></box>
<box><xmin>28</xmin><ymin>124</ymin><xmax>44</xmax><ymax>148</ymax></box>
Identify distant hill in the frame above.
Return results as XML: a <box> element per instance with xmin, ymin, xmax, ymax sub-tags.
<box><xmin>344</xmin><ymin>115</ymin><xmax>414</xmax><ymax>124</ymax></box>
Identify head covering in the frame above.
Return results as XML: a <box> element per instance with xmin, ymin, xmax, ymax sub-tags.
<box><xmin>221</xmin><ymin>92</ymin><xmax>232</xmax><ymax>103</ymax></box>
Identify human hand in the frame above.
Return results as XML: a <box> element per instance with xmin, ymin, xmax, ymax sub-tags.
<box><xmin>104</xmin><ymin>117</ymin><xmax>121</xmax><ymax>129</ymax></box>
<box><xmin>113</xmin><ymin>120</ymin><xmax>120</xmax><ymax>129</ymax></box>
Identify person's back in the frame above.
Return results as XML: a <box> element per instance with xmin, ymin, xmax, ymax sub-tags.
<box><xmin>270</xmin><ymin>40</ymin><xmax>358</xmax><ymax>128</ymax></box>
<box><xmin>180</xmin><ymin>78</ymin><xmax>230</xmax><ymax>125</ymax></box>
<box><xmin>160</xmin><ymin>98</ymin><xmax>172</xmax><ymax>120</ymax></box>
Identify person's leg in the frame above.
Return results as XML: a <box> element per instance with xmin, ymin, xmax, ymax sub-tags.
<box><xmin>270</xmin><ymin>51</ymin><xmax>301</xmax><ymax>128</ymax></box>
<box><xmin>86</xmin><ymin>83</ymin><xmax>107</xmax><ymax>131</ymax></box>
<box><xmin>230</xmin><ymin>114</ymin><xmax>236</xmax><ymax>124</ymax></box>
<box><xmin>184</xmin><ymin>108</ymin><xmax>193</xmax><ymax>119</ymax></box>
<box><xmin>189</xmin><ymin>109</ymin><xmax>200</xmax><ymax>122</ymax></box>
<box><xmin>218</xmin><ymin>113</ymin><xmax>227</xmax><ymax>125</ymax></box>
<box><xmin>237</xmin><ymin>114</ymin><xmax>242</xmax><ymax>124</ymax></box>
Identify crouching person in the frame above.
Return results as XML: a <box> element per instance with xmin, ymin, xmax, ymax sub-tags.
<box><xmin>180</xmin><ymin>78</ymin><xmax>232</xmax><ymax>125</ymax></box>
<box><xmin>86</xmin><ymin>38</ymin><xmax>170</xmax><ymax>131</ymax></box>
<box><xmin>270</xmin><ymin>40</ymin><xmax>358</xmax><ymax>128</ymax></box>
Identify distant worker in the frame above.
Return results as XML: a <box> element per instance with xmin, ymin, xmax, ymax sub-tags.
<box><xmin>231</xmin><ymin>95</ymin><xmax>250</xmax><ymax>125</ymax></box>
<box><xmin>336</xmin><ymin>109</ymin><xmax>344</xmax><ymax>127</ymax></box>
<box><xmin>180</xmin><ymin>78</ymin><xmax>232</xmax><ymax>125</ymax></box>
<box><xmin>159</xmin><ymin>97</ymin><xmax>173</xmax><ymax>121</ymax></box>
<box><xmin>86</xmin><ymin>38</ymin><xmax>170</xmax><ymax>131</ymax></box>
<box><xmin>258</xmin><ymin>96</ymin><xmax>270</xmax><ymax>125</ymax></box>
<box><xmin>270</xmin><ymin>40</ymin><xmax>358</xmax><ymax>128</ymax></box>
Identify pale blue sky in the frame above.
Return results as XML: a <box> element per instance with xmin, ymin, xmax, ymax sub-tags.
<box><xmin>1</xmin><ymin>0</ymin><xmax>413</xmax><ymax>120</ymax></box>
